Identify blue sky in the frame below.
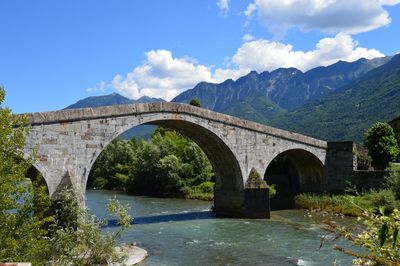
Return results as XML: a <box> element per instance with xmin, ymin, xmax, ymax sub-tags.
<box><xmin>1</xmin><ymin>0</ymin><xmax>399</xmax><ymax>114</ymax></box>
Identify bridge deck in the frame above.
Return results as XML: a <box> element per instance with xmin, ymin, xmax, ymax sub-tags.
<box><xmin>19</xmin><ymin>102</ymin><xmax>327</xmax><ymax>149</ymax></box>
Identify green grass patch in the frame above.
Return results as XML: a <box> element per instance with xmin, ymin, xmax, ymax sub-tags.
<box><xmin>295</xmin><ymin>189</ymin><xmax>399</xmax><ymax>216</ymax></box>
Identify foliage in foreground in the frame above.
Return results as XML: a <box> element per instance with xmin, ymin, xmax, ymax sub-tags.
<box><xmin>89</xmin><ymin>127</ymin><xmax>215</xmax><ymax>199</ymax></box>
<box><xmin>0</xmin><ymin>86</ymin><xmax>131</xmax><ymax>265</ymax></box>
<box><xmin>48</xmin><ymin>189</ymin><xmax>131</xmax><ymax>266</ymax></box>
<box><xmin>0</xmin><ymin>86</ymin><xmax>52</xmax><ymax>263</ymax></box>
<box><xmin>325</xmin><ymin>208</ymin><xmax>400</xmax><ymax>266</ymax></box>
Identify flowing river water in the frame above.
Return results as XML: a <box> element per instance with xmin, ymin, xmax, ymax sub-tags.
<box><xmin>87</xmin><ymin>190</ymin><xmax>359</xmax><ymax>266</ymax></box>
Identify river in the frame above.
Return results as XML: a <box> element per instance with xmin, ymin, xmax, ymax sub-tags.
<box><xmin>86</xmin><ymin>190</ymin><xmax>359</xmax><ymax>266</ymax></box>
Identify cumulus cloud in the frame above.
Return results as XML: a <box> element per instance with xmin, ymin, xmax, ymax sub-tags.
<box><xmin>229</xmin><ymin>33</ymin><xmax>384</xmax><ymax>72</ymax></box>
<box><xmin>217</xmin><ymin>0</ymin><xmax>231</xmax><ymax>17</ymax></box>
<box><xmin>245</xmin><ymin>0</ymin><xmax>400</xmax><ymax>37</ymax></box>
<box><xmin>112</xmin><ymin>50</ymin><xmax>214</xmax><ymax>101</ymax></box>
<box><xmin>110</xmin><ymin>34</ymin><xmax>384</xmax><ymax>100</ymax></box>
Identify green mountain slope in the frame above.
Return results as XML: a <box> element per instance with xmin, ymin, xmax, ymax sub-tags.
<box><xmin>172</xmin><ymin>57</ymin><xmax>391</xmax><ymax>111</ymax></box>
<box><xmin>224</xmin><ymin>97</ymin><xmax>286</xmax><ymax>124</ymax></box>
<box><xmin>270</xmin><ymin>54</ymin><xmax>400</xmax><ymax>141</ymax></box>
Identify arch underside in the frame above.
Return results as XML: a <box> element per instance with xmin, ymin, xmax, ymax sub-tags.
<box><xmin>148</xmin><ymin>120</ymin><xmax>243</xmax><ymax>191</ymax></box>
<box><xmin>265</xmin><ymin>149</ymin><xmax>326</xmax><ymax>209</ymax></box>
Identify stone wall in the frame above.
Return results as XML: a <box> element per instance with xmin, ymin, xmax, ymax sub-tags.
<box><xmin>326</xmin><ymin>141</ymin><xmax>386</xmax><ymax>192</ymax></box>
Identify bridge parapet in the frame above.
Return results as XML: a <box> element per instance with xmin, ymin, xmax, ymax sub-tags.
<box><xmin>20</xmin><ymin>102</ymin><xmax>327</xmax><ymax>149</ymax></box>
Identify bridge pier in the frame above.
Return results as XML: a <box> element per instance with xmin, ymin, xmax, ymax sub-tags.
<box><xmin>214</xmin><ymin>189</ymin><xmax>270</xmax><ymax>218</ymax></box>
<box><xmin>214</xmin><ymin>168</ymin><xmax>271</xmax><ymax>219</ymax></box>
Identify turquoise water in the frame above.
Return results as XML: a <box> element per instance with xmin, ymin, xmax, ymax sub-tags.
<box><xmin>86</xmin><ymin>190</ymin><xmax>358</xmax><ymax>266</ymax></box>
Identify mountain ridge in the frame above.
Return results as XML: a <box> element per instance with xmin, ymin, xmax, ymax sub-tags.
<box><xmin>64</xmin><ymin>55</ymin><xmax>399</xmax><ymax>142</ymax></box>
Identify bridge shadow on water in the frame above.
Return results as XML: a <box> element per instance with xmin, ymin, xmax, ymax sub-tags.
<box><xmin>105</xmin><ymin>211</ymin><xmax>215</xmax><ymax>227</ymax></box>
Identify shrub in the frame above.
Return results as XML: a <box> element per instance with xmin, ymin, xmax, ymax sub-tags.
<box><xmin>362</xmin><ymin>189</ymin><xmax>397</xmax><ymax>214</ymax></box>
<box><xmin>268</xmin><ymin>184</ymin><xmax>277</xmax><ymax>199</ymax></box>
<box><xmin>356</xmin><ymin>151</ymin><xmax>372</xmax><ymax>170</ymax></box>
<box><xmin>196</xmin><ymin>181</ymin><xmax>214</xmax><ymax>193</ymax></box>
<box><xmin>384</xmin><ymin>164</ymin><xmax>400</xmax><ymax>199</ymax></box>
<box><xmin>48</xmin><ymin>189</ymin><xmax>132</xmax><ymax>266</ymax></box>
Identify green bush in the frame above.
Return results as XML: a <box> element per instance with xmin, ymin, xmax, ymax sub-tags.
<box><xmin>363</xmin><ymin>189</ymin><xmax>397</xmax><ymax>214</ymax></box>
<box><xmin>49</xmin><ymin>189</ymin><xmax>131</xmax><ymax>266</ymax></box>
<box><xmin>196</xmin><ymin>181</ymin><xmax>214</xmax><ymax>193</ymax></box>
<box><xmin>384</xmin><ymin>164</ymin><xmax>400</xmax><ymax>199</ymax></box>
<box><xmin>268</xmin><ymin>184</ymin><xmax>277</xmax><ymax>199</ymax></box>
<box><xmin>356</xmin><ymin>152</ymin><xmax>372</xmax><ymax>170</ymax></box>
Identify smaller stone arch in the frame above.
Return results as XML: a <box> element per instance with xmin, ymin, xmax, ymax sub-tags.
<box><xmin>26</xmin><ymin>164</ymin><xmax>50</xmax><ymax>195</ymax></box>
<box><xmin>264</xmin><ymin>149</ymin><xmax>326</xmax><ymax>209</ymax></box>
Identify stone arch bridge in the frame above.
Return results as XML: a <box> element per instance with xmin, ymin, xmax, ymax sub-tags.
<box><xmin>21</xmin><ymin>103</ymin><xmax>351</xmax><ymax>218</ymax></box>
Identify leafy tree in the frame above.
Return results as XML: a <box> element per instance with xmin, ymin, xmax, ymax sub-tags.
<box><xmin>189</xmin><ymin>98</ymin><xmax>201</xmax><ymax>107</ymax></box>
<box><xmin>88</xmin><ymin>127</ymin><xmax>215</xmax><ymax>198</ymax></box>
<box><xmin>89</xmin><ymin>138</ymin><xmax>135</xmax><ymax>190</ymax></box>
<box><xmin>0</xmin><ymin>86</ymin><xmax>52</xmax><ymax>264</ymax></box>
<box><xmin>364</xmin><ymin>122</ymin><xmax>399</xmax><ymax>170</ymax></box>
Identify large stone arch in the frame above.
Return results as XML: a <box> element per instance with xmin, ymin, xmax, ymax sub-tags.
<box><xmin>83</xmin><ymin>114</ymin><xmax>244</xmax><ymax>195</ymax></box>
<box><xmin>264</xmin><ymin>148</ymin><xmax>326</xmax><ymax>209</ymax></box>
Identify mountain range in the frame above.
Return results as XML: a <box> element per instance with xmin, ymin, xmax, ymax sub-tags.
<box><xmin>65</xmin><ymin>54</ymin><xmax>400</xmax><ymax>142</ymax></box>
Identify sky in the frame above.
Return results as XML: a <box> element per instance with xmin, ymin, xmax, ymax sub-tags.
<box><xmin>1</xmin><ymin>0</ymin><xmax>400</xmax><ymax>114</ymax></box>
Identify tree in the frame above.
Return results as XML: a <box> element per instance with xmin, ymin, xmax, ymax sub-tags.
<box><xmin>0</xmin><ymin>86</ymin><xmax>52</xmax><ymax>264</ymax></box>
<box><xmin>189</xmin><ymin>98</ymin><xmax>201</xmax><ymax>107</ymax></box>
<box><xmin>364</xmin><ymin>122</ymin><xmax>399</xmax><ymax>170</ymax></box>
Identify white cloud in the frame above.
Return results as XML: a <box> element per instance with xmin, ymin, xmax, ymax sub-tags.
<box><xmin>110</xmin><ymin>35</ymin><xmax>384</xmax><ymax>100</ymax></box>
<box><xmin>229</xmin><ymin>33</ymin><xmax>384</xmax><ymax>72</ymax></box>
<box><xmin>217</xmin><ymin>0</ymin><xmax>230</xmax><ymax>17</ymax></box>
<box><xmin>86</xmin><ymin>80</ymin><xmax>108</xmax><ymax>93</ymax></box>
<box><xmin>112</xmin><ymin>50</ymin><xmax>214</xmax><ymax>101</ymax></box>
<box><xmin>245</xmin><ymin>0</ymin><xmax>400</xmax><ymax>37</ymax></box>
<box><xmin>242</xmin><ymin>34</ymin><xmax>255</xmax><ymax>42</ymax></box>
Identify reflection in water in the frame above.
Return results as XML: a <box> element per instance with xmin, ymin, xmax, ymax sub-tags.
<box><xmin>106</xmin><ymin>211</ymin><xmax>215</xmax><ymax>226</ymax></box>
<box><xmin>87</xmin><ymin>190</ymin><xmax>358</xmax><ymax>266</ymax></box>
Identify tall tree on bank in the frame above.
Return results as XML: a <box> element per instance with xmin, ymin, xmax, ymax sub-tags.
<box><xmin>364</xmin><ymin>122</ymin><xmax>400</xmax><ymax>170</ymax></box>
<box><xmin>0</xmin><ymin>86</ymin><xmax>52</xmax><ymax>264</ymax></box>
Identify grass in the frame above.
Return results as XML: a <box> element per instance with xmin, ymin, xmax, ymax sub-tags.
<box><xmin>184</xmin><ymin>191</ymin><xmax>214</xmax><ymax>201</ymax></box>
<box><xmin>294</xmin><ymin>189</ymin><xmax>398</xmax><ymax>216</ymax></box>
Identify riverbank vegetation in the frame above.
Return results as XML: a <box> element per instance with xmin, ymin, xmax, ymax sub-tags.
<box><xmin>295</xmin><ymin>121</ymin><xmax>400</xmax><ymax>216</ymax></box>
<box><xmin>89</xmin><ymin>127</ymin><xmax>215</xmax><ymax>200</ymax></box>
<box><xmin>295</xmin><ymin>164</ymin><xmax>400</xmax><ymax>216</ymax></box>
<box><xmin>0</xmin><ymin>87</ymin><xmax>132</xmax><ymax>265</ymax></box>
